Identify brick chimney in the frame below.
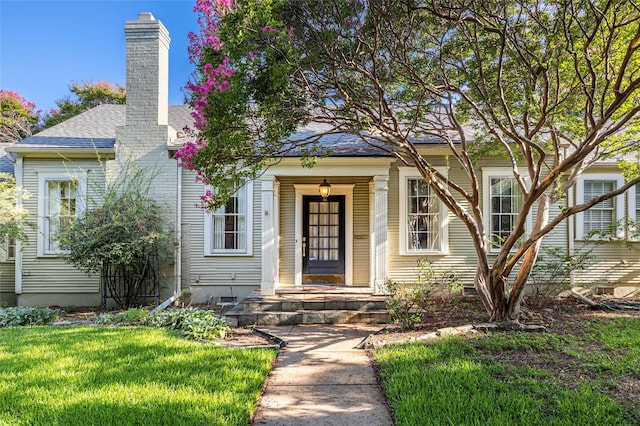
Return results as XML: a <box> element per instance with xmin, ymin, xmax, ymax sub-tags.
<box><xmin>123</xmin><ymin>12</ymin><xmax>170</xmax><ymax>126</ymax></box>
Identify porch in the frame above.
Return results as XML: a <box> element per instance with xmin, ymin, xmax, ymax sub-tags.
<box><xmin>258</xmin><ymin>157</ymin><xmax>394</xmax><ymax>296</ymax></box>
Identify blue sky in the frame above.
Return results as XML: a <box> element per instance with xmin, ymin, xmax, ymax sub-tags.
<box><xmin>0</xmin><ymin>0</ymin><xmax>199</xmax><ymax>113</ymax></box>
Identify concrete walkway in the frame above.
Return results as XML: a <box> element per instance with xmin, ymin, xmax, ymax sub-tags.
<box><xmin>251</xmin><ymin>324</ymin><xmax>394</xmax><ymax>426</ymax></box>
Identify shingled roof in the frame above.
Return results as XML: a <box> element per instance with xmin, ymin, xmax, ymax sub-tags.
<box><xmin>10</xmin><ymin>104</ymin><xmax>193</xmax><ymax>152</ymax></box>
<box><xmin>10</xmin><ymin>103</ymin><xmax>446</xmax><ymax>157</ymax></box>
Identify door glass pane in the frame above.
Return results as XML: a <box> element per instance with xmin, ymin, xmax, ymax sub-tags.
<box><xmin>307</xmin><ymin>198</ymin><xmax>342</xmax><ymax>264</ymax></box>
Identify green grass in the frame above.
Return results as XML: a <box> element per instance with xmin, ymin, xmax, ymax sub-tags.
<box><xmin>0</xmin><ymin>326</ymin><xmax>277</xmax><ymax>425</ymax></box>
<box><xmin>374</xmin><ymin>317</ymin><xmax>640</xmax><ymax>426</ymax></box>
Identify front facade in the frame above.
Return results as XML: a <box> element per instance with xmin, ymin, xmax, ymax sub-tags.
<box><xmin>1</xmin><ymin>13</ymin><xmax>639</xmax><ymax>307</ymax></box>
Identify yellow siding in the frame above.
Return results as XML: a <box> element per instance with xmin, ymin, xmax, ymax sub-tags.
<box><xmin>20</xmin><ymin>158</ymin><xmax>104</xmax><ymax>295</ymax></box>
<box><xmin>387</xmin><ymin>158</ymin><xmax>573</xmax><ymax>289</ymax></box>
<box><xmin>0</xmin><ymin>260</ymin><xmax>15</xmax><ymax>298</ymax></box>
<box><xmin>180</xmin><ymin>170</ymin><xmax>262</xmax><ymax>303</ymax></box>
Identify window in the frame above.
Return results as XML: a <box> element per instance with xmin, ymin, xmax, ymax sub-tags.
<box><xmin>1</xmin><ymin>237</ymin><xmax>15</xmax><ymax>261</ymax></box>
<box><xmin>38</xmin><ymin>173</ymin><xmax>86</xmax><ymax>256</ymax></box>
<box><xmin>399</xmin><ymin>168</ymin><xmax>448</xmax><ymax>255</ymax></box>
<box><xmin>204</xmin><ymin>181</ymin><xmax>253</xmax><ymax>255</ymax></box>
<box><xmin>576</xmin><ymin>174</ymin><xmax>625</xmax><ymax>239</ymax></box>
<box><xmin>482</xmin><ymin>168</ymin><xmax>529</xmax><ymax>251</ymax></box>
<box><xmin>6</xmin><ymin>237</ymin><xmax>15</xmax><ymax>260</ymax></box>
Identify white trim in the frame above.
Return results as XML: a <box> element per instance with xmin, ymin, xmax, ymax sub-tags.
<box><xmin>371</xmin><ymin>176</ymin><xmax>389</xmax><ymax>293</ymax></box>
<box><xmin>294</xmin><ymin>184</ymin><xmax>354</xmax><ymax>287</ymax></box>
<box><xmin>261</xmin><ymin>176</ymin><xmax>278</xmax><ymax>295</ymax></box>
<box><xmin>398</xmin><ymin>167</ymin><xmax>449</xmax><ymax>255</ymax></box>
<box><xmin>575</xmin><ymin>173</ymin><xmax>625</xmax><ymax>240</ymax></box>
<box><xmin>482</xmin><ymin>167</ymin><xmax>531</xmax><ymax>253</ymax></box>
<box><xmin>629</xmin><ymin>183</ymin><xmax>638</xmax><ymax>221</ymax></box>
<box><xmin>203</xmin><ymin>180</ymin><xmax>254</xmax><ymax>256</ymax></box>
<box><xmin>37</xmin><ymin>172</ymin><xmax>87</xmax><ymax>257</ymax></box>
<box><xmin>263</xmin><ymin>158</ymin><xmax>394</xmax><ymax>178</ymax></box>
<box><xmin>15</xmin><ymin>156</ymin><xmax>23</xmax><ymax>294</ymax></box>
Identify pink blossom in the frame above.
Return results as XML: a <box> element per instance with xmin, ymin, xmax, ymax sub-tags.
<box><xmin>196</xmin><ymin>188</ymin><xmax>217</xmax><ymax>211</ymax></box>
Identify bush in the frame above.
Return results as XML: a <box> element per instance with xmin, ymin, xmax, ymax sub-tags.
<box><xmin>147</xmin><ymin>308</ymin><xmax>230</xmax><ymax>340</ymax></box>
<box><xmin>529</xmin><ymin>247</ymin><xmax>594</xmax><ymax>302</ymax></box>
<box><xmin>92</xmin><ymin>307</ymin><xmax>150</xmax><ymax>325</ymax></box>
<box><xmin>91</xmin><ymin>307</ymin><xmax>230</xmax><ymax>341</ymax></box>
<box><xmin>384</xmin><ymin>260</ymin><xmax>462</xmax><ymax>329</ymax></box>
<box><xmin>0</xmin><ymin>307</ymin><xmax>59</xmax><ymax>327</ymax></box>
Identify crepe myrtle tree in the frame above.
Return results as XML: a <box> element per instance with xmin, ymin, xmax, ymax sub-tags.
<box><xmin>177</xmin><ymin>0</ymin><xmax>640</xmax><ymax>323</ymax></box>
<box><xmin>0</xmin><ymin>90</ymin><xmax>40</xmax><ymax>143</ymax></box>
<box><xmin>42</xmin><ymin>81</ymin><xmax>126</xmax><ymax>129</ymax></box>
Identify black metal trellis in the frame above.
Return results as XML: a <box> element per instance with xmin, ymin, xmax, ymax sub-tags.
<box><xmin>101</xmin><ymin>246</ymin><xmax>160</xmax><ymax>308</ymax></box>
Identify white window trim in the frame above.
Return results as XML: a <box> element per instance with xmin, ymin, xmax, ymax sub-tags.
<box><xmin>37</xmin><ymin>172</ymin><xmax>86</xmax><ymax>257</ymax></box>
<box><xmin>482</xmin><ymin>168</ymin><xmax>531</xmax><ymax>253</ymax></box>
<box><xmin>399</xmin><ymin>167</ymin><xmax>449</xmax><ymax>255</ymax></box>
<box><xmin>203</xmin><ymin>180</ymin><xmax>254</xmax><ymax>256</ymax></box>
<box><xmin>629</xmin><ymin>183</ymin><xmax>638</xmax><ymax>221</ymax></box>
<box><xmin>629</xmin><ymin>183</ymin><xmax>640</xmax><ymax>241</ymax></box>
<box><xmin>1</xmin><ymin>238</ymin><xmax>14</xmax><ymax>262</ymax></box>
<box><xmin>575</xmin><ymin>173</ymin><xmax>625</xmax><ymax>240</ymax></box>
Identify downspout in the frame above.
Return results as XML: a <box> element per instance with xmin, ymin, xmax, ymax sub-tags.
<box><xmin>151</xmin><ymin>160</ymin><xmax>182</xmax><ymax>313</ymax></box>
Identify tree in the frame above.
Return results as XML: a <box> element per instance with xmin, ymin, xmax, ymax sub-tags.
<box><xmin>59</xmin><ymin>165</ymin><xmax>175</xmax><ymax>308</ymax></box>
<box><xmin>42</xmin><ymin>81</ymin><xmax>125</xmax><ymax>129</ymax></box>
<box><xmin>178</xmin><ymin>0</ymin><xmax>640</xmax><ymax>322</ymax></box>
<box><xmin>0</xmin><ymin>173</ymin><xmax>30</xmax><ymax>246</ymax></box>
<box><xmin>0</xmin><ymin>90</ymin><xmax>40</xmax><ymax>143</ymax></box>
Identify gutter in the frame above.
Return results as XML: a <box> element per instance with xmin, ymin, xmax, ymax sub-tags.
<box><xmin>6</xmin><ymin>146</ymin><xmax>115</xmax><ymax>156</ymax></box>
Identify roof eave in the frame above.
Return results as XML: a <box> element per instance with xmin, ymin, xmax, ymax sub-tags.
<box><xmin>6</xmin><ymin>146</ymin><xmax>116</xmax><ymax>158</ymax></box>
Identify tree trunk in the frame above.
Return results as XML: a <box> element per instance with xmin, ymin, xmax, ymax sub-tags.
<box><xmin>506</xmin><ymin>194</ymin><xmax>551</xmax><ymax>319</ymax></box>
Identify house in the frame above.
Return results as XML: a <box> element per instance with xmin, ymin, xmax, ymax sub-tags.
<box><xmin>1</xmin><ymin>12</ymin><xmax>639</xmax><ymax>309</ymax></box>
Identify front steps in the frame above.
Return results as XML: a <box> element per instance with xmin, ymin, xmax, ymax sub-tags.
<box><xmin>225</xmin><ymin>287</ymin><xmax>390</xmax><ymax>326</ymax></box>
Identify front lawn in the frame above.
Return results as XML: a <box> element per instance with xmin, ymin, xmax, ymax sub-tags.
<box><xmin>373</xmin><ymin>314</ymin><xmax>640</xmax><ymax>425</ymax></box>
<box><xmin>0</xmin><ymin>326</ymin><xmax>277</xmax><ymax>425</ymax></box>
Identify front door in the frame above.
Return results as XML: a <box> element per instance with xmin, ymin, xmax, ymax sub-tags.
<box><xmin>302</xmin><ymin>195</ymin><xmax>345</xmax><ymax>284</ymax></box>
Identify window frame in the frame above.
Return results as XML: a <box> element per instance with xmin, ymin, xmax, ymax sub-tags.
<box><xmin>482</xmin><ymin>168</ymin><xmax>531</xmax><ymax>253</ymax></box>
<box><xmin>37</xmin><ymin>173</ymin><xmax>86</xmax><ymax>257</ymax></box>
<box><xmin>398</xmin><ymin>167</ymin><xmax>449</xmax><ymax>256</ymax></box>
<box><xmin>629</xmin><ymin>183</ymin><xmax>639</xmax><ymax>222</ymax></box>
<box><xmin>203</xmin><ymin>180</ymin><xmax>254</xmax><ymax>256</ymax></box>
<box><xmin>575</xmin><ymin>173</ymin><xmax>625</xmax><ymax>240</ymax></box>
<box><xmin>1</xmin><ymin>237</ymin><xmax>15</xmax><ymax>262</ymax></box>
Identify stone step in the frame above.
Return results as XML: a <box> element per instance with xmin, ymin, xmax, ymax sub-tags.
<box><xmin>225</xmin><ymin>309</ymin><xmax>390</xmax><ymax>327</ymax></box>
<box><xmin>240</xmin><ymin>298</ymin><xmax>387</xmax><ymax>312</ymax></box>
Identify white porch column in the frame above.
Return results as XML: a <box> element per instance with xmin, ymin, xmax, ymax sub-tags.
<box><xmin>261</xmin><ymin>176</ymin><xmax>278</xmax><ymax>295</ymax></box>
<box><xmin>371</xmin><ymin>175</ymin><xmax>389</xmax><ymax>294</ymax></box>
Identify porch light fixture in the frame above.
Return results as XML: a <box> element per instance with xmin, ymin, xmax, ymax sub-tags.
<box><xmin>319</xmin><ymin>178</ymin><xmax>331</xmax><ymax>201</ymax></box>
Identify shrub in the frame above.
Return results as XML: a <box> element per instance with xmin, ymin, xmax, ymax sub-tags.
<box><xmin>0</xmin><ymin>307</ymin><xmax>59</xmax><ymax>327</ymax></box>
<box><xmin>384</xmin><ymin>260</ymin><xmax>463</xmax><ymax>329</ymax></box>
<box><xmin>60</xmin><ymin>164</ymin><xmax>176</xmax><ymax>309</ymax></box>
<box><xmin>91</xmin><ymin>307</ymin><xmax>230</xmax><ymax>341</ymax></box>
<box><xmin>529</xmin><ymin>247</ymin><xmax>594</xmax><ymax>302</ymax></box>
<box><xmin>92</xmin><ymin>307</ymin><xmax>150</xmax><ymax>325</ymax></box>
<box><xmin>147</xmin><ymin>308</ymin><xmax>230</xmax><ymax>340</ymax></box>
<box><xmin>383</xmin><ymin>279</ymin><xmax>424</xmax><ymax>330</ymax></box>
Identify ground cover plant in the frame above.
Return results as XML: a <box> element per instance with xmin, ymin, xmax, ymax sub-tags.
<box><xmin>372</xmin><ymin>298</ymin><xmax>640</xmax><ymax>425</ymax></box>
<box><xmin>0</xmin><ymin>326</ymin><xmax>277</xmax><ymax>425</ymax></box>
